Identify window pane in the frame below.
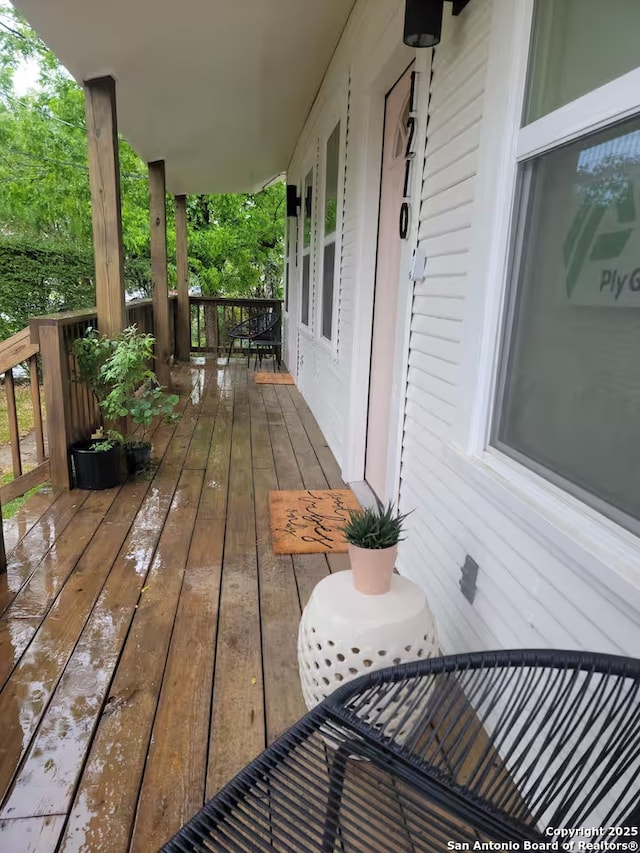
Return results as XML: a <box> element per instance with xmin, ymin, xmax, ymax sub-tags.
<box><xmin>301</xmin><ymin>254</ymin><xmax>310</xmax><ymax>326</ymax></box>
<box><xmin>303</xmin><ymin>169</ymin><xmax>313</xmax><ymax>248</ymax></box>
<box><xmin>322</xmin><ymin>242</ymin><xmax>335</xmax><ymax>340</ymax></box>
<box><xmin>496</xmin><ymin>117</ymin><xmax>640</xmax><ymax>525</ymax></box>
<box><xmin>525</xmin><ymin>0</ymin><xmax>640</xmax><ymax>124</ymax></box>
<box><xmin>325</xmin><ymin>123</ymin><xmax>340</xmax><ymax>236</ymax></box>
<box><xmin>285</xmin><ymin>259</ymin><xmax>289</xmax><ymax>313</ymax></box>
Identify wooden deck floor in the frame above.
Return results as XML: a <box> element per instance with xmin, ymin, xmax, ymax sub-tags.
<box><xmin>0</xmin><ymin>358</ymin><xmax>350</xmax><ymax>853</ymax></box>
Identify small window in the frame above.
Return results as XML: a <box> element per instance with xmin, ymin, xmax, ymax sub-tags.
<box><xmin>325</xmin><ymin>124</ymin><xmax>340</xmax><ymax>236</ymax></box>
<box><xmin>524</xmin><ymin>0</ymin><xmax>640</xmax><ymax>124</ymax></box>
<box><xmin>301</xmin><ymin>169</ymin><xmax>313</xmax><ymax>327</ymax></box>
<box><xmin>322</xmin><ymin>243</ymin><xmax>336</xmax><ymax>340</ymax></box>
<box><xmin>321</xmin><ymin>123</ymin><xmax>340</xmax><ymax>341</ymax></box>
<box><xmin>301</xmin><ymin>254</ymin><xmax>310</xmax><ymax>327</ymax></box>
<box><xmin>284</xmin><ymin>260</ymin><xmax>289</xmax><ymax>313</ymax></box>
<box><xmin>303</xmin><ymin>169</ymin><xmax>313</xmax><ymax>249</ymax></box>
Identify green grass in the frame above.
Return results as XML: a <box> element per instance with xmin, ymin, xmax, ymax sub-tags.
<box><xmin>0</xmin><ymin>383</ymin><xmax>37</xmax><ymax>446</ymax></box>
<box><xmin>0</xmin><ymin>382</ymin><xmax>47</xmax><ymax>518</ymax></box>
<box><xmin>1</xmin><ymin>472</ymin><xmax>42</xmax><ymax>519</ymax></box>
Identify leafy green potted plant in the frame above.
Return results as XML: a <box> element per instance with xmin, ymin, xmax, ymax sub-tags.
<box><xmin>71</xmin><ymin>328</ymin><xmax>124</xmax><ymax>490</ymax></box>
<box><xmin>340</xmin><ymin>501</ymin><xmax>411</xmax><ymax>595</ymax></box>
<box><xmin>100</xmin><ymin>326</ymin><xmax>180</xmax><ymax>473</ymax></box>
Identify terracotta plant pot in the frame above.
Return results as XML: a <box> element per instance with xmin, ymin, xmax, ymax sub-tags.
<box><xmin>348</xmin><ymin>543</ymin><xmax>398</xmax><ymax>595</ymax></box>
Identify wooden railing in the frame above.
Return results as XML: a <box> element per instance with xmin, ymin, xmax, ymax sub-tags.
<box><xmin>29</xmin><ymin>309</ymin><xmax>100</xmax><ymax>492</ymax></box>
<box><xmin>0</xmin><ymin>295</ymin><xmax>179</xmax><ymax>566</ymax></box>
<box><xmin>126</xmin><ymin>295</ymin><xmax>178</xmax><ymax>357</ymax></box>
<box><xmin>190</xmin><ymin>296</ymin><xmax>283</xmax><ymax>355</ymax></box>
<box><xmin>0</xmin><ymin>328</ymin><xmax>48</xmax><ymax>505</ymax></box>
<box><xmin>126</xmin><ymin>297</ymin><xmax>154</xmax><ymax>335</ymax></box>
<box><xmin>26</xmin><ymin>296</ymin><xmax>178</xmax><ymax>492</ymax></box>
<box><xmin>0</xmin><ymin>293</ymin><xmax>263</xmax><ymax>526</ymax></box>
<box><xmin>0</xmin><ymin>327</ymin><xmax>49</xmax><ymax>570</ymax></box>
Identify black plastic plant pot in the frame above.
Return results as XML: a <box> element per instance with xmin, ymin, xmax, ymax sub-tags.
<box><xmin>125</xmin><ymin>442</ymin><xmax>152</xmax><ymax>474</ymax></box>
<box><xmin>71</xmin><ymin>440</ymin><xmax>125</xmax><ymax>490</ymax></box>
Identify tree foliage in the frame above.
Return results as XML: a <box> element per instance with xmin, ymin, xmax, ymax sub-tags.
<box><xmin>186</xmin><ymin>191</ymin><xmax>285</xmax><ymax>298</ymax></box>
<box><xmin>0</xmin><ymin>3</ymin><xmax>285</xmax><ymax>338</ymax></box>
<box><xmin>0</xmin><ymin>237</ymin><xmax>95</xmax><ymax>337</ymax></box>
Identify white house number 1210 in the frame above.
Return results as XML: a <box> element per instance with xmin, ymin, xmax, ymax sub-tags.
<box><xmin>399</xmin><ymin>71</ymin><xmax>418</xmax><ymax>241</ymax></box>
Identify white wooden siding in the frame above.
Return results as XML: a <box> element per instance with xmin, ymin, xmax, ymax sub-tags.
<box><xmin>399</xmin><ymin>0</ymin><xmax>640</xmax><ymax>658</ymax></box>
<box><xmin>336</xmin><ymin>74</ymin><xmax>353</xmax><ymax>365</ymax></box>
<box><xmin>287</xmin><ymin>0</ymin><xmax>402</xmax><ymax>469</ymax></box>
<box><xmin>286</xmin><ymin>0</ymin><xmax>639</xmax><ymax>659</ymax></box>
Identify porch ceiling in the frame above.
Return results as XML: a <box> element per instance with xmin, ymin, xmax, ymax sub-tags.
<box><xmin>13</xmin><ymin>0</ymin><xmax>356</xmax><ymax>194</ymax></box>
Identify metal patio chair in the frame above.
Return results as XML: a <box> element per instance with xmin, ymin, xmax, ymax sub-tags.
<box><xmin>162</xmin><ymin>650</ymin><xmax>640</xmax><ymax>852</ymax></box>
<box><xmin>226</xmin><ymin>311</ymin><xmax>281</xmax><ymax>369</ymax></box>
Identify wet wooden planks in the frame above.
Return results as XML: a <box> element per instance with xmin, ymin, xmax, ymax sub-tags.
<box><xmin>0</xmin><ymin>359</ymin><xmax>346</xmax><ymax>852</ymax></box>
<box><xmin>128</xmin><ymin>375</ymin><xmax>234</xmax><ymax>851</ymax></box>
<box><xmin>250</xmin><ymin>381</ymin><xmax>307</xmax><ymax>745</ymax></box>
<box><xmin>0</xmin><ymin>489</ymin><xmax>90</xmax><ymax>615</ymax></box>
<box><xmin>60</xmin><ymin>470</ymin><xmax>204</xmax><ymax>852</ymax></box>
<box><xmin>0</xmin><ymin>815</ymin><xmax>66</xmax><ymax>853</ymax></box>
<box><xmin>206</xmin><ymin>366</ymin><xmax>266</xmax><ymax>798</ymax></box>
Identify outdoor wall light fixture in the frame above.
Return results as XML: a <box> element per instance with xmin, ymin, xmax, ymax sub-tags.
<box><xmin>286</xmin><ymin>184</ymin><xmax>301</xmax><ymax>218</ymax></box>
<box><xmin>403</xmin><ymin>0</ymin><xmax>472</xmax><ymax>48</ymax></box>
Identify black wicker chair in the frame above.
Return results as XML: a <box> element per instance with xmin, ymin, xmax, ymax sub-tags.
<box><xmin>226</xmin><ymin>311</ymin><xmax>281</xmax><ymax>369</ymax></box>
<box><xmin>162</xmin><ymin>650</ymin><xmax>640</xmax><ymax>852</ymax></box>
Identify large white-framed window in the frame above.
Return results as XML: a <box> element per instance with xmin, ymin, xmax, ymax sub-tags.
<box><xmin>492</xmin><ymin>0</ymin><xmax>640</xmax><ymax>535</ymax></box>
<box><xmin>300</xmin><ymin>167</ymin><xmax>314</xmax><ymax>329</ymax></box>
<box><xmin>319</xmin><ymin>121</ymin><xmax>341</xmax><ymax>343</ymax></box>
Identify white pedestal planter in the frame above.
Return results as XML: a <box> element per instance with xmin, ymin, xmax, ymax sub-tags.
<box><xmin>297</xmin><ymin>570</ymin><xmax>439</xmax><ymax>710</ymax></box>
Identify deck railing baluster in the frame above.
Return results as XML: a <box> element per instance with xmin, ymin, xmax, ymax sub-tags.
<box><xmin>0</xmin><ymin>503</ymin><xmax>5</xmax><ymax>572</ymax></box>
<box><xmin>188</xmin><ymin>297</ymin><xmax>282</xmax><ymax>357</ymax></box>
<box><xmin>29</xmin><ymin>355</ymin><xmax>45</xmax><ymax>464</ymax></box>
<box><xmin>1</xmin><ymin>295</ymin><xmax>277</xmax><ymax>503</ymax></box>
<box><xmin>0</xmin><ymin>327</ymin><xmax>49</xmax><ymax>506</ymax></box>
<box><xmin>4</xmin><ymin>368</ymin><xmax>22</xmax><ymax>478</ymax></box>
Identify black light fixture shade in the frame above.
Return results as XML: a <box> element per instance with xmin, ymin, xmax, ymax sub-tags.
<box><xmin>452</xmin><ymin>0</ymin><xmax>472</xmax><ymax>14</ymax></box>
<box><xmin>286</xmin><ymin>184</ymin><xmax>300</xmax><ymax>218</ymax></box>
<box><xmin>403</xmin><ymin>0</ymin><xmax>444</xmax><ymax>48</ymax></box>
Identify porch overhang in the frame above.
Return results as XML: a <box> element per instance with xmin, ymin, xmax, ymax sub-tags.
<box><xmin>13</xmin><ymin>0</ymin><xmax>356</xmax><ymax>194</ymax></box>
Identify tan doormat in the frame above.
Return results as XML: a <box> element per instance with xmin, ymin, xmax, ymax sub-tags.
<box><xmin>254</xmin><ymin>372</ymin><xmax>295</xmax><ymax>385</ymax></box>
<box><xmin>270</xmin><ymin>489</ymin><xmax>361</xmax><ymax>554</ymax></box>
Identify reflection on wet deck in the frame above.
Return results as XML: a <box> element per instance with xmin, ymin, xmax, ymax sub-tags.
<box><xmin>0</xmin><ymin>358</ymin><xmax>348</xmax><ymax>852</ymax></box>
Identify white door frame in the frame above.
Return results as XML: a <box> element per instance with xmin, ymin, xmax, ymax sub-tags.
<box><xmin>342</xmin><ymin>8</ymin><xmax>431</xmax><ymax>505</ymax></box>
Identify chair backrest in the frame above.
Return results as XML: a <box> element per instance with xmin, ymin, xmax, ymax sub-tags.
<box><xmin>229</xmin><ymin>310</ymin><xmax>280</xmax><ymax>340</ymax></box>
<box><xmin>248</xmin><ymin>310</ymin><xmax>279</xmax><ymax>338</ymax></box>
<box><xmin>244</xmin><ymin>311</ymin><xmax>280</xmax><ymax>340</ymax></box>
<box><xmin>333</xmin><ymin>650</ymin><xmax>640</xmax><ymax>833</ymax></box>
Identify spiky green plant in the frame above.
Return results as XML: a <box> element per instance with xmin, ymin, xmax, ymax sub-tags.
<box><xmin>341</xmin><ymin>501</ymin><xmax>411</xmax><ymax>550</ymax></box>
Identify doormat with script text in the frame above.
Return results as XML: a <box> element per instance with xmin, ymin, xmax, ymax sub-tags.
<box><xmin>269</xmin><ymin>489</ymin><xmax>361</xmax><ymax>554</ymax></box>
<box><xmin>253</xmin><ymin>372</ymin><xmax>295</xmax><ymax>385</ymax></box>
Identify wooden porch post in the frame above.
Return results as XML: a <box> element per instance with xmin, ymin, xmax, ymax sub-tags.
<box><xmin>30</xmin><ymin>318</ymin><xmax>74</xmax><ymax>491</ymax></box>
<box><xmin>84</xmin><ymin>76</ymin><xmax>126</xmax><ymax>339</ymax></box>
<box><xmin>149</xmin><ymin>160</ymin><xmax>171</xmax><ymax>386</ymax></box>
<box><xmin>175</xmin><ymin>194</ymin><xmax>191</xmax><ymax>361</ymax></box>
